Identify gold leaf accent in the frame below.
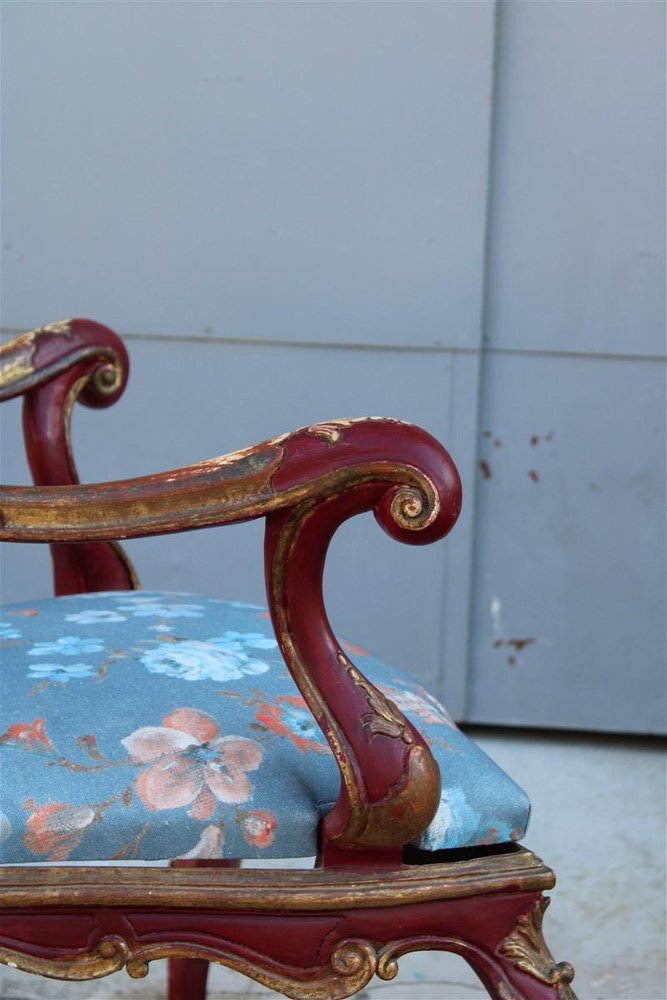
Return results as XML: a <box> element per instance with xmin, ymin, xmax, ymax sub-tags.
<box><xmin>0</xmin><ymin>935</ymin><xmax>379</xmax><ymax>999</ymax></box>
<box><xmin>0</xmin><ymin>332</ymin><xmax>36</xmax><ymax>388</ymax></box>
<box><xmin>0</xmin><ymin>935</ymin><xmax>129</xmax><ymax>981</ymax></box>
<box><xmin>39</xmin><ymin>319</ymin><xmax>73</xmax><ymax>335</ymax></box>
<box><xmin>500</xmin><ymin>898</ymin><xmax>577</xmax><ymax>999</ymax></box>
<box><xmin>337</xmin><ymin>651</ymin><xmax>414</xmax><ymax>744</ymax></box>
<box><xmin>306</xmin><ymin>420</ymin><xmax>356</xmax><ymax>446</ymax></box>
<box><xmin>0</xmin><ymin>847</ymin><xmax>555</xmax><ymax>911</ymax></box>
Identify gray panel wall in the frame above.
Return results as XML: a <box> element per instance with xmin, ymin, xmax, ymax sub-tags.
<box><xmin>1</xmin><ymin>1</ymin><xmax>664</xmax><ymax>733</ymax></box>
<box><xmin>468</xmin><ymin>0</ymin><xmax>666</xmax><ymax>733</ymax></box>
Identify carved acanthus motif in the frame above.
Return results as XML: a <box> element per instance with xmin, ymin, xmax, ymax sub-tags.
<box><xmin>499</xmin><ymin>898</ymin><xmax>577</xmax><ymax>999</ymax></box>
<box><xmin>337</xmin><ymin>651</ymin><xmax>414</xmax><ymax>744</ymax></box>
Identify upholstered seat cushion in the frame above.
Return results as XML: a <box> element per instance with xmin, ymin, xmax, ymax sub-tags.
<box><xmin>0</xmin><ymin>592</ymin><xmax>529</xmax><ymax>863</ymax></box>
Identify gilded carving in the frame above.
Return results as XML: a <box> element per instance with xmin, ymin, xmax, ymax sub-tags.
<box><xmin>337</xmin><ymin>651</ymin><xmax>413</xmax><ymax>744</ymax></box>
<box><xmin>0</xmin><ymin>935</ymin><xmax>129</xmax><ymax>981</ymax></box>
<box><xmin>500</xmin><ymin>898</ymin><xmax>577</xmax><ymax>999</ymax></box>
<box><xmin>0</xmin><ymin>935</ymin><xmax>380</xmax><ymax>999</ymax></box>
<box><xmin>0</xmin><ymin>331</ymin><xmax>36</xmax><ymax>389</ymax></box>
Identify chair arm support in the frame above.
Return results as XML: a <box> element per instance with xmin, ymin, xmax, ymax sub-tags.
<box><xmin>1</xmin><ymin>418</ymin><xmax>462</xmax><ymax>854</ymax></box>
<box><xmin>0</xmin><ymin>319</ymin><xmax>137</xmax><ymax>593</ymax></box>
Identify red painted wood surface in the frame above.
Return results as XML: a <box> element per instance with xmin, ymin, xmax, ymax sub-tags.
<box><xmin>0</xmin><ymin>891</ymin><xmax>570</xmax><ymax>1000</ymax></box>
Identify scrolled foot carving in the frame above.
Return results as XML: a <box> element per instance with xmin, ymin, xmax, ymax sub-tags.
<box><xmin>499</xmin><ymin>898</ymin><xmax>577</xmax><ymax>999</ymax></box>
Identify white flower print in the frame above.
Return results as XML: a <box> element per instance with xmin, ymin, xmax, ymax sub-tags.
<box><xmin>141</xmin><ymin>632</ymin><xmax>276</xmax><ymax>682</ymax></box>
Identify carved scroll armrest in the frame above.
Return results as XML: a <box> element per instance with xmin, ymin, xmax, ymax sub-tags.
<box><xmin>0</xmin><ymin>319</ymin><xmax>137</xmax><ymax>593</ymax></box>
<box><xmin>1</xmin><ymin>417</ymin><xmax>462</xmax><ymax>857</ymax></box>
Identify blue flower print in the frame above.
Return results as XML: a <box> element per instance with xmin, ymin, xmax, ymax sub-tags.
<box><xmin>116</xmin><ymin>599</ymin><xmax>205</xmax><ymax>619</ymax></box>
<box><xmin>28</xmin><ymin>636</ymin><xmax>105</xmax><ymax>657</ymax></box>
<box><xmin>141</xmin><ymin>631</ymin><xmax>276</xmax><ymax>683</ymax></box>
<box><xmin>278</xmin><ymin>702</ymin><xmax>323</xmax><ymax>745</ymax></box>
<box><xmin>0</xmin><ymin>621</ymin><xmax>21</xmax><ymax>640</ymax></box>
<box><xmin>28</xmin><ymin>661</ymin><xmax>97</xmax><ymax>683</ymax></box>
<box><xmin>65</xmin><ymin>609</ymin><xmax>127</xmax><ymax>625</ymax></box>
<box><xmin>218</xmin><ymin>631</ymin><xmax>277</xmax><ymax>651</ymax></box>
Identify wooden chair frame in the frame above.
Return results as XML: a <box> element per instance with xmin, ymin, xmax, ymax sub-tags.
<box><xmin>0</xmin><ymin>320</ymin><xmax>576</xmax><ymax>1000</ymax></box>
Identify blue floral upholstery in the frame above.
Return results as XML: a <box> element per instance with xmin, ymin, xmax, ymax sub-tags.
<box><xmin>0</xmin><ymin>592</ymin><xmax>530</xmax><ymax>863</ymax></box>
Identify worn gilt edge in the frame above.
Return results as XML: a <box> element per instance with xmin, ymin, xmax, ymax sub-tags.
<box><xmin>0</xmin><ymin>936</ymin><xmax>129</xmax><ymax>982</ymax></box>
<box><xmin>0</xmin><ymin>343</ymin><xmax>123</xmax><ymax>401</ymax></box>
<box><xmin>499</xmin><ymin>898</ymin><xmax>577</xmax><ymax>999</ymax></box>
<box><xmin>0</xmin><ymin>345</ymin><xmax>123</xmax><ymax>399</ymax></box>
<box><xmin>304</xmin><ymin>417</ymin><xmax>410</xmax><ymax>447</ymax></box>
<box><xmin>0</xmin><ymin>937</ymin><xmax>379</xmax><ymax>998</ymax></box>
<box><xmin>0</xmin><ymin>850</ymin><xmax>554</xmax><ymax>910</ymax></box>
<box><xmin>0</xmin><ymin>456</ymin><xmax>434</xmax><ymax>545</ymax></box>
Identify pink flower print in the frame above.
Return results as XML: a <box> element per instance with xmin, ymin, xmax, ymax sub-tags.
<box><xmin>378</xmin><ymin>684</ymin><xmax>456</xmax><ymax>728</ymax></box>
<box><xmin>242</xmin><ymin>810</ymin><xmax>277</xmax><ymax>849</ymax></box>
<box><xmin>256</xmin><ymin>696</ymin><xmax>328</xmax><ymax>754</ymax></box>
<box><xmin>122</xmin><ymin>708</ymin><xmax>263</xmax><ymax>820</ymax></box>
<box><xmin>0</xmin><ymin>718</ymin><xmax>53</xmax><ymax>753</ymax></box>
<box><xmin>23</xmin><ymin>801</ymin><xmax>96</xmax><ymax>861</ymax></box>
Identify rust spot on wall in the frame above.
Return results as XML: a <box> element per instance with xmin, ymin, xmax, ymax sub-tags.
<box><xmin>479</xmin><ymin>460</ymin><xmax>492</xmax><ymax>480</ymax></box>
<box><xmin>528</xmin><ymin>470</ymin><xmax>540</xmax><ymax>483</ymax></box>
<box><xmin>493</xmin><ymin>439</ymin><xmax>503</xmax><ymax>448</ymax></box>
<box><xmin>508</xmin><ymin>638</ymin><xmax>536</xmax><ymax>653</ymax></box>
<box><xmin>530</xmin><ymin>435</ymin><xmax>539</xmax><ymax>447</ymax></box>
<box><xmin>494</xmin><ymin>638</ymin><xmax>536</xmax><ymax>666</ymax></box>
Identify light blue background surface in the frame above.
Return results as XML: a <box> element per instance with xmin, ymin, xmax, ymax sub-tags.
<box><xmin>1</xmin><ymin>1</ymin><xmax>664</xmax><ymax>733</ymax></box>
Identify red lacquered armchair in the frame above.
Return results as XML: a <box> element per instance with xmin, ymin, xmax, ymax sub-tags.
<box><xmin>0</xmin><ymin>319</ymin><xmax>576</xmax><ymax>1000</ymax></box>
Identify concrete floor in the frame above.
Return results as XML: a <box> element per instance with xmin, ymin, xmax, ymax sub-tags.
<box><xmin>1</xmin><ymin>728</ymin><xmax>665</xmax><ymax>1000</ymax></box>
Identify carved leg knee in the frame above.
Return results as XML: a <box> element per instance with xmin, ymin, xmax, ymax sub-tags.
<box><xmin>462</xmin><ymin>895</ymin><xmax>576</xmax><ymax>1000</ymax></box>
